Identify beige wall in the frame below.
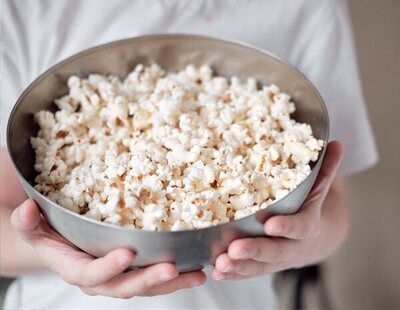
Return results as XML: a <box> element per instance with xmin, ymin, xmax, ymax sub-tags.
<box><xmin>325</xmin><ymin>0</ymin><xmax>400</xmax><ymax>309</ymax></box>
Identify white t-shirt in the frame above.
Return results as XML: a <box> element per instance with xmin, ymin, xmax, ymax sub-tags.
<box><xmin>2</xmin><ymin>0</ymin><xmax>378</xmax><ymax>309</ymax></box>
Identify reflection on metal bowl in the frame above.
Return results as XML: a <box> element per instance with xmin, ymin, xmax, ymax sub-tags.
<box><xmin>7</xmin><ymin>34</ymin><xmax>329</xmax><ymax>272</ymax></box>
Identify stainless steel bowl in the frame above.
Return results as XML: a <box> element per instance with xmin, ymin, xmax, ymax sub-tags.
<box><xmin>7</xmin><ymin>34</ymin><xmax>329</xmax><ymax>272</ymax></box>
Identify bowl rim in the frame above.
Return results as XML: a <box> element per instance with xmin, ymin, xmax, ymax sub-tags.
<box><xmin>6</xmin><ymin>33</ymin><xmax>330</xmax><ymax>235</ymax></box>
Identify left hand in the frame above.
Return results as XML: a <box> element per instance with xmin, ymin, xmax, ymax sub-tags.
<box><xmin>212</xmin><ymin>141</ymin><xmax>344</xmax><ymax>280</ymax></box>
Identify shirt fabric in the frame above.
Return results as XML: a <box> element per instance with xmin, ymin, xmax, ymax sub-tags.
<box><xmin>2</xmin><ymin>0</ymin><xmax>378</xmax><ymax>309</ymax></box>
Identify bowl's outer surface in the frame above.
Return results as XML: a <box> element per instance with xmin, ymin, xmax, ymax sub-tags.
<box><xmin>7</xmin><ymin>35</ymin><xmax>329</xmax><ymax>271</ymax></box>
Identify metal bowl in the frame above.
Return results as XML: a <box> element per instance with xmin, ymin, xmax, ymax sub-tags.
<box><xmin>7</xmin><ymin>34</ymin><xmax>329</xmax><ymax>272</ymax></box>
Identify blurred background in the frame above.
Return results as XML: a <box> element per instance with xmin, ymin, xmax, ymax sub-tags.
<box><xmin>1</xmin><ymin>0</ymin><xmax>399</xmax><ymax>308</ymax></box>
<box><xmin>324</xmin><ymin>0</ymin><xmax>400</xmax><ymax>309</ymax></box>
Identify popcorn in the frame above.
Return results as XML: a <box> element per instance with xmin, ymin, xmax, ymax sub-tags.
<box><xmin>31</xmin><ymin>64</ymin><xmax>324</xmax><ymax>231</ymax></box>
<box><xmin>230</xmin><ymin>192</ymin><xmax>255</xmax><ymax>210</ymax></box>
<box><xmin>142</xmin><ymin>203</ymin><xmax>167</xmax><ymax>230</ymax></box>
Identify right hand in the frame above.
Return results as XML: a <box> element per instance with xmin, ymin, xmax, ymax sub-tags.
<box><xmin>11</xmin><ymin>199</ymin><xmax>206</xmax><ymax>299</ymax></box>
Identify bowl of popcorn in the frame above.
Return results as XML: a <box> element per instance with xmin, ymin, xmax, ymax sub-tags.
<box><xmin>7</xmin><ymin>35</ymin><xmax>328</xmax><ymax>271</ymax></box>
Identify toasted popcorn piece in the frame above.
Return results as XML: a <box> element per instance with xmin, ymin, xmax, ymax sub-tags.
<box><xmin>31</xmin><ymin>64</ymin><xmax>324</xmax><ymax>231</ymax></box>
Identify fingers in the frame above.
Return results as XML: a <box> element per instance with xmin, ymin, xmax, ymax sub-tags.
<box><xmin>146</xmin><ymin>270</ymin><xmax>206</xmax><ymax>296</ymax></box>
<box><xmin>82</xmin><ymin>263</ymin><xmax>177</xmax><ymax>298</ymax></box>
<box><xmin>214</xmin><ymin>253</ymin><xmax>286</xmax><ymax>278</ymax></box>
<box><xmin>309</xmin><ymin>141</ymin><xmax>344</xmax><ymax>202</ymax></box>
<box><xmin>11</xmin><ymin>199</ymin><xmax>137</xmax><ymax>288</ymax></box>
<box><xmin>320</xmin><ymin>140</ymin><xmax>344</xmax><ymax>179</ymax></box>
<box><xmin>212</xmin><ymin>268</ymin><xmax>249</xmax><ymax>281</ymax></box>
<box><xmin>10</xmin><ymin>199</ymin><xmax>41</xmax><ymax>232</ymax></box>
<box><xmin>11</xmin><ymin>200</ymin><xmax>206</xmax><ymax>298</ymax></box>
<box><xmin>264</xmin><ymin>212</ymin><xmax>320</xmax><ymax>240</ymax></box>
<box><xmin>213</xmin><ymin>237</ymin><xmax>309</xmax><ymax>279</ymax></box>
<box><xmin>215</xmin><ymin>253</ymin><xmax>265</xmax><ymax>275</ymax></box>
<box><xmin>227</xmin><ymin>237</ymin><xmax>300</xmax><ymax>263</ymax></box>
<box><xmin>82</xmin><ymin>263</ymin><xmax>206</xmax><ymax>298</ymax></box>
<box><xmin>62</xmin><ymin>249</ymin><xmax>135</xmax><ymax>288</ymax></box>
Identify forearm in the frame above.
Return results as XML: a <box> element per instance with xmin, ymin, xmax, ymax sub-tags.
<box><xmin>303</xmin><ymin>178</ymin><xmax>349</xmax><ymax>266</ymax></box>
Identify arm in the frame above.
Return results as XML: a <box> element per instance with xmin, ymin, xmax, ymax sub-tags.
<box><xmin>212</xmin><ymin>141</ymin><xmax>348</xmax><ymax>280</ymax></box>
<box><xmin>0</xmin><ymin>147</ymin><xmax>205</xmax><ymax>298</ymax></box>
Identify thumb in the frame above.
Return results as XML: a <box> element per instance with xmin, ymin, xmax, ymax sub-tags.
<box><xmin>317</xmin><ymin>140</ymin><xmax>344</xmax><ymax>187</ymax></box>
<box><xmin>306</xmin><ymin>140</ymin><xmax>344</xmax><ymax>204</ymax></box>
<box><xmin>11</xmin><ymin>199</ymin><xmax>41</xmax><ymax>232</ymax></box>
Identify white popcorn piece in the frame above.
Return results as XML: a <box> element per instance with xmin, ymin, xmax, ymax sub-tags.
<box><xmin>31</xmin><ymin>64</ymin><xmax>323</xmax><ymax>230</ymax></box>
<box><xmin>142</xmin><ymin>203</ymin><xmax>167</xmax><ymax>231</ymax></box>
<box><xmin>229</xmin><ymin>192</ymin><xmax>255</xmax><ymax>210</ymax></box>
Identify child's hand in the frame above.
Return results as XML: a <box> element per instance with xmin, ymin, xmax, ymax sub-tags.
<box><xmin>212</xmin><ymin>141</ymin><xmax>344</xmax><ymax>280</ymax></box>
<box><xmin>11</xmin><ymin>200</ymin><xmax>206</xmax><ymax>299</ymax></box>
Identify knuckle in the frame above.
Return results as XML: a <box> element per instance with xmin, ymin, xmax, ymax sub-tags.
<box><xmin>115</xmin><ymin>289</ymin><xmax>135</xmax><ymax>299</ymax></box>
<box><xmin>224</xmin><ymin>274</ymin><xmax>237</xmax><ymax>280</ymax></box>
<box><xmin>253</xmin><ymin>240</ymin><xmax>263</xmax><ymax>259</ymax></box>
<box><xmin>299</xmin><ymin>223</ymin><xmax>311</xmax><ymax>239</ymax></box>
<box><xmin>256</xmin><ymin>262</ymin><xmax>268</xmax><ymax>275</ymax></box>
<box><xmin>303</xmin><ymin>221</ymin><xmax>319</xmax><ymax>239</ymax></box>
<box><xmin>79</xmin><ymin>286</ymin><xmax>97</xmax><ymax>296</ymax></box>
<box><xmin>273</xmin><ymin>241</ymin><xmax>286</xmax><ymax>262</ymax></box>
<box><xmin>145</xmin><ymin>289</ymin><xmax>158</xmax><ymax>297</ymax></box>
<box><xmin>137</xmin><ymin>278</ymin><xmax>149</xmax><ymax>294</ymax></box>
<box><xmin>79</xmin><ymin>278</ymin><xmax>98</xmax><ymax>288</ymax></box>
<box><xmin>119</xmin><ymin>291</ymin><xmax>137</xmax><ymax>299</ymax></box>
<box><xmin>119</xmin><ymin>293</ymin><xmax>133</xmax><ymax>299</ymax></box>
<box><xmin>233</xmin><ymin>261</ymin><xmax>244</xmax><ymax>273</ymax></box>
<box><xmin>125</xmin><ymin>278</ymin><xmax>150</xmax><ymax>298</ymax></box>
<box><xmin>261</xmin><ymin>263</ymin><xmax>272</xmax><ymax>275</ymax></box>
<box><xmin>61</xmin><ymin>273</ymin><xmax>79</xmax><ymax>286</ymax></box>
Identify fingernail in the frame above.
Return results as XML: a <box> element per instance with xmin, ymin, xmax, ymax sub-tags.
<box><xmin>189</xmin><ymin>281</ymin><xmax>200</xmax><ymax>287</ymax></box>
<box><xmin>214</xmin><ymin>274</ymin><xmax>225</xmax><ymax>281</ymax></box>
<box><xmin>159</xmin><ymin>272</ymin><xmax>175</xmax><ymax>282</ymax></box>
<box><xmin>18</xmin><ymin>204</ymin><xmax>29</xmax><ymax>221</ymax></box>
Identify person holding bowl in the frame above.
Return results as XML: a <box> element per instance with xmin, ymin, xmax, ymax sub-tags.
<box><xmin>0</xmin><ymin>0</ymin><xmax>377</xmax><ymax>308</ymax></box>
